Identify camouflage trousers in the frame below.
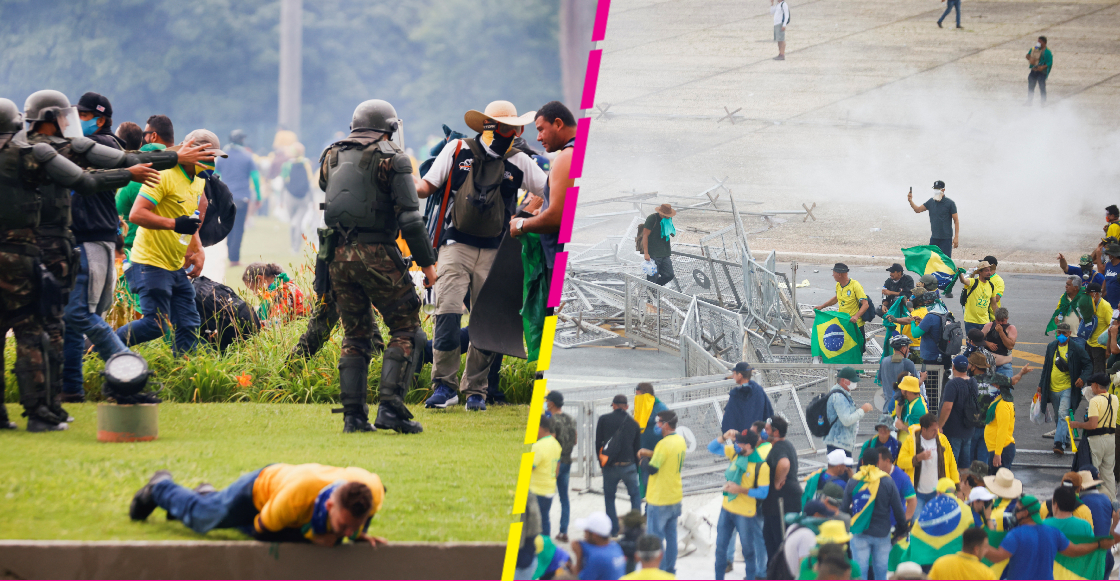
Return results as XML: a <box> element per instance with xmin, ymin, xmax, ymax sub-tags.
<box><xmin>0</xmin><ymin>248</ymin><xmax>48</xmax><ymax>413</ymax></box>
<box><xmin>294</xmin><ymin>288</ymin><xmax>385</xmax><ymax>359</ymax></box>
<box><xmin>37</xmin><ymin>236</ymin><xmax>76</xmax><ymax>399</ymax></box>
<box><xmin>328</xmin><ymin>242</ymin><xmax>420</xmax><ymax>361</ymax></box>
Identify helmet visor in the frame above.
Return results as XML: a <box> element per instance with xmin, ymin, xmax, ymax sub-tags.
<box><xmin>392</xmin><ymin>119</ymin><xmax>406</xmax><ymax>151</ymax></box>
<box><xmin>55</xmin><ymin>106</ymin><xmax>82</xmax><ymax>139</ymax></box>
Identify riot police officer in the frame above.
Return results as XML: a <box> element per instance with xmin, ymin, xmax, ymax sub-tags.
<box><xmin>0</xmin><ymin>97</ymin><xmax>156</xmax><ymax>431</ymax></box>
<box><xmin>19</xmin><ymin>90</ymin><xmax>212</xmax><ymax>424</ymax></box>
<box><xmin>319</xmin><ymin>99</ymin><xmax>437</xmax><ymax>433</ymax></box>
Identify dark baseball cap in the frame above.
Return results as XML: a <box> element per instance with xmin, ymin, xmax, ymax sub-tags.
<box><xmin>933</xmin><ymin>180</ymin><xmax>945</xmax><ymax>189</ymax></box>
<box><xmin>545</xmin><ymin>391</ymin><xmax>564</xmax><ymax>407</ymax></box>
<box><xmin>953</xmin><ymin>355</ymin><xmax>969</xmax><ymax>372</ymax></box>
<box><xmin>1087</xmin><ymin>282</ymin><xmax>1102</xmax><ymax>293</ymax></box>
<box><xmin>76</xmin><ymin>91</ymin><xmax>112</xmax><ymax>118</ymax></box>
<box><xmin>730</xmin><ymin>362</ymin><xmax>753</xmax><ymax>375</ymax></box>
<box><xmin>1089</xmin><ymin>373</ymin><xmax>1110</xmax><ymax>387</ymax></box>
<box><xmin>612</xmin><ymin>394</ymin><xmax>628</xmax><ymax>405</ymax></box>
<box><xmin>886</xmin><ymin>263</ymin><xmax>904</xmax><ymax>273</ymax></box>
<box><xmin>832</xmin><ymin>263</ymin><xmax>850</xmax><ymax>273</ymax></box>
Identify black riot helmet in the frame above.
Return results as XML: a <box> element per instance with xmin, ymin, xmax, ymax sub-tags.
<box><xmin>0</xmin><ymin>98</ymin><xmax>22</xmax><ymax>134</ymax></box>
<box><xmin>350</xmin><ymin>99</ymin><xmax>399</xmax><ymax>136</ymax></box>
<box><xmin>23</xmin><ymin>90</ymin><xmax>81</xmax><ymax>137</ymax></box>
<box><xmin>229</xmin><ymin>129</ymin><xmax>247</xmax><ymax>146</ymax></box>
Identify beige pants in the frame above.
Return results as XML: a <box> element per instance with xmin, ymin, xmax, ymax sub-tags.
<box><xmin>1089</xmin><ymin>433</ymin><xmax>1117</xmax><ymax>501</ymax></box>
<box><xmin>430</xmin><ymin>243</ymin><xmax>498</xmax><ymax>391</ymax></box>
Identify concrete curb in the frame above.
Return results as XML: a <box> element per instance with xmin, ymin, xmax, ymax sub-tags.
<box><xmin>0</xmin><ymin>540</ymin><xmax>504</xmax><ymax>579</ymax></box>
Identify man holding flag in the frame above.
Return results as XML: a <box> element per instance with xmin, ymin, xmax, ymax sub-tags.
<box><xmin>898</xmin><ymin>477</ymin><xmax>974</xmax><ymax>568</ymax></box>
<box><xmin>843</xmin><ymin>448</ymin><xmax>908</xmax><ymax>580</ymax></box>
<box><xmin>815</xmin><ymin>263</ymin><xmax>870</xmax><ymax>355</ymax></box>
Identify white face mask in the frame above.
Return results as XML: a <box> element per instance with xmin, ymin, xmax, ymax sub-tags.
<box><xmin>933</xmin><ymin>191</ymin><xmax>945</xmax><ymax>201</ymax></box>
<box><xmin>1035</xmin><ymin>43</ymin><xmax>1042</xmax><ymax>49</ymax></box>
<box><xmin>849</xmin><ymin>382</ymin><xmax>859</xmax><ymax>390</ymax></box>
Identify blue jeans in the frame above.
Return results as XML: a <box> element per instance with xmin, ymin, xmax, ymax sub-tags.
<box><xmin>62</xmin><ymin>245</ymin><xmax>128</xmax><ymax>395</ymax></box>
<box><xmin>914</xmin><ymin>490</ymin><xmax>937</xmax><ymax>524</ymax></box>
<box><xmin>945</xmin><ymin>435</ymin><xmax>974</xmax><ymax>469</ymax></box>
<box><xmin>646</xmin><ymin>502</ymin><xmax>681</xmax><ymax>574</ymax></box>
<box><xmin>964</xmin><ymin>322</ymin><xmax>984</xmax><ymax>335</ymax></box>
<box><xmin>152</xmin><ymin>468</ymin><xmax>262</xmax><ymax>535</ymax></box>
<box><xmin>994</xmin><ymin>363</ymin><xmax>1013</xmax><ymax>378</ymax></box>
<box><xmin>227</xmin><ymin>199</ymin><xmax>250</xmax><ymax>263</ymax></box>
<box><xmin>557</xmin><ymin>462</ymin><xmax>571</xmax><ymax>535</ymax></box>
<box><xmin>715</xmin><ymin>509</ymin><xmax>765</xmax><ymax>580</ymax></box>
<box><xmin>116</xmin><ymin>264</ymin><xmax>200</xmax><ymax>354</ymax></box>
<box><xmin>929</xmin><ymin>237</ymin><xmax>952</xmax><ymax>259</ymax></box>
<box><xmin>851</xmin><ymin>534</ymin><xmax>891</xmax><ymax>581</ymax></box>
<box><xmin>1054</xmin><ymin>389</ymin><xmax>1072</xmax><ymax>448</ymax></box>
<box><xmin>646</xmin><ymin>255</ymin><xmax>676</xmax><ymax>287</ymax></box>
<box><xmin>989</xmin><ymin>443</ymin><xmax>1016</xmax><ymax>472</ymax></box>
<box><xmin>537</xmin><ymin>494</ymin><xmax>554</xmax><ymax>537</ymax></box>
<box><xmin>938</xmin><ymin>0</ymin><xmax>961</xmax><ymax>26</ymax></box>
<box><xmin>971</xmin><ymin>429</ymin><xmax>989</xmax><ymax>465</ymax></box>
<box><xmin>602</xmin><ymin>463</ymin><xmax>641</xmax><ymax>536</ymax></box>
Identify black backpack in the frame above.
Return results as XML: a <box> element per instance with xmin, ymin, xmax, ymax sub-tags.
<box><xmin>937</xmin><ymin>312</ymin><xmax>964</xmax><ymax>357</ymax></box>
<box><xmin>199</xmin><ymin>173</ymin><xmax>236</xmax><ymax>247</ymax></box>
<box><xmin>861</xmin><ymin>297</ymin><xmax>876</xmax><ymax>323</ymax></box>
<box><xmin>191</xmin><ymin>276</ymin><xmax>261</xmax><ymax>351</ymax></box>
<box><xmin>960</xmin><ymin>377</ymin><xmax>986</xmax><ymax>429</ymax></box>
<box><xmin>766</xmin><ymin>531</ymin><xmax>796</xmax><ymax>580</ymax></box>
<box><xmin>807</xmin><ymin>392</ymin><xmax>839</xmax><ymax>438</ymax></box>
<box><xmin>960</xmin><ymin>278</ymin><xmax>994</xmax><ymax>308</ymax></box>
<box><xmin>287</xmin><ymin>160</ymin><xmax>311</xmax><ymax>199</ymax></box>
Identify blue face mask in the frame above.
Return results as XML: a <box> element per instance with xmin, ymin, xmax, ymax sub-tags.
<box><xmin>654</xmin><ymin>425</ymin><xmax>663</xmax><ymax>436</ymax></box>
<box><xmin>1058</xmin><ymin>334</ymin><xmax>1068</xmax><ymax>344</ymax></box>
<box><xmin>759</xmin><ymin>429</ymin><xmax>769</xmax><ymax>441</ymax></box>
<box><xmin>733</xmin><ymin>444</ymin><xmax>744</xmax><ymax>456</ymax></box>
<box><xmin>80</xmin><ymin>117</ymin><xmax>100</xmax><ymax>136</ymax></box>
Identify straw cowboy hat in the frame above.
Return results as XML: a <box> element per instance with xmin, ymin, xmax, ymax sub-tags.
<box><xmin>983</xmin><ymin>467</ymin><xmax>1023</xmax><ymax>499</ymax></box>
<box><xmin>464</xmin><ymin>101</ymin><xmax>536</xmax><ymax>133</ymax></box>
<box><xmin>655</xmin><ymin>203</ymin><xmax>677</xmax><ymax>218</ymax></box>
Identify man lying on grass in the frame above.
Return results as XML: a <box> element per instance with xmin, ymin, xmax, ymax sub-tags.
<box><xmin>129</xmin><ymin>463</ymin><xmax>388</xmax><ymax>547</ymax></box>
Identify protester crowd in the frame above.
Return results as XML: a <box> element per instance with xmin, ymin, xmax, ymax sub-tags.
<box><xmin>517</xmin><ymin>183</ymin><xmax>1120</xmax><ymax>579</ymax></box>
<box><xmin>0</xmin><ymin>90</ymin><xmax>572</xmax><ymax>437</ymax></box>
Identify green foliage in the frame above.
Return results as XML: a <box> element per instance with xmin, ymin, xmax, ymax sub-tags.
<box><xmin>0</xmin><ymin>402</ymin><xmax>524</xmax><ymax>541</ymax></box>
<box><xmin>0</xmin><ymin>0</ymin><xmax>561</xmax><ymax>157</ymax></box>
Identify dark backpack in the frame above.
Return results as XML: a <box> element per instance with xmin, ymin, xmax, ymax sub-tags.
<box><xmin>807</xmin><ymin>392</ymin><xmax>839</xmax><ymax>438</ymax></box>
<box><xmin>286</xmin><ymin>160</ymin><xmax>311</xmax><ymax>199</ymax></box>
<box><xmin>861</xmin><ymin>297</ymin><xmax>876</xmax><ymax>323</ymax></box>
<box><xmin>635</xmin><ymin>225</ymin><xmax>646</xmax><ymax>253</ymax></box>
<box><xmin>191</xmin><ymin>276</ymin><xmax>261</xmax><ymax>351</ymax></box>
<box><xmin>937</xmin><ymin>312</ymin><xmax>963</xmax><ymax>357</ymax></box>
<box><xmin>198</xmin><ymin>173</ymin><xmax>236</xmax><ymax>247</ymax></box>
<box><xmin>450</xmin><ymin>138</ymin><xmax>519</xmax><ymax>238</ymax></box>
<box><xmin>960</xmin><ymin>278</ymin><xmax>994</xmax><ymax>308</ymax></box>
<box><xmin>960</xmin><ymin>377</ymin><xmax>986</xmax><ymax>429</ymax></box>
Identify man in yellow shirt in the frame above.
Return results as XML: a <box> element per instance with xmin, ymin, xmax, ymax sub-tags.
<box><xmin>638</xmin><ymin>410</ymin><xmax>686</xmax><ymax>574</ymax></box>
<box><xmin>1085</xmin><ymin>283</ymin><xmax>1114</xmax><ymax>373</ymax></box>
<box><xmin>620</xmin><ymin>534</ymin><xmax>677</xmax><ymax>579</ymax></box>
<box><xmin>129</xmin><ymin>463</ymin><xmax>387</xmax><ymax>546</ymax></box>
<box><xmin>1071</xmin><ymin>373</ymin><xmax>1119</xmax><ymax>500</ymax></box>
<box><xmin>117</xmin><ymin>129</ymin><xmax>222</xmax><ymax>354</ymax></box>
<box><xmin>815</xmin><ymin>263</ymin><xmax>869</xmax><ymax>352</ymax></box>
<box><xmin>710</xmin><ymin>429</ymin><xmax>770</xmax><ymax>580</ymax></box>
<box><xmin>960</xmin><ymin>260</ymin><xmax>995</xmax><ymax>335</ymax></box>
<box><xmin>531</xmin><ymin>416</ymin><xmax>563</xmax><ymax>537</ymax></box>
<box><xmin>982</xmin><ymin>255</ymin><xmax>1006</xmax><ymax>314</ymax></box>
<box><xmin>1038</xmin><ymin>322</ymin><xmax>1093</xmax><ymax>456</ymax></box>
<box><xmin>928</xmin><ymin>526</ymin><xmax>996</xmax><ymax>579</ymax></box>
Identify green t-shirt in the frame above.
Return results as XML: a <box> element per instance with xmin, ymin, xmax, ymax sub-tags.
<box><xmin>643</xmin><ymin>213</ymin><xmax>673</xmax><ymax>258</ymax></box>
<box><xmin>116</xmin><ymin>143</ymin><xmax>167</xmax><ymax>257</ymax></box>
<box><xmin>1027</xmin><ymin>47</ymin><xmax>1053</xmax><ymax>77</ymax></box>
<box><xmin>1042</xmin><ymin>515</ymin><xmax>1093</xmax><ymax>540</ymax></box>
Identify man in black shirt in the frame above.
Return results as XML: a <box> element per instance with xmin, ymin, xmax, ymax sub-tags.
<box><xmin>641</xmin><ymin>204</ymin><xmax>676</xmax><ymax>286</ymax></box>
<box><xmin>880</xmin><ymin>263</ymin><xmax>914</xmax><ymax>315</ymax></box>
<box><xmin>595</xmin><ymin>394</ymin><xmax>642</xmax><ymax>536</ymax></box>
<box><xmin>938</xmin><ymin>355</ymin><xmax>977</xmax><ymax>468</ymax></box>
<box><xmin>761</xmin><ymin>415</ymin><xmax>803</xmax><ymax>563</ymax></box>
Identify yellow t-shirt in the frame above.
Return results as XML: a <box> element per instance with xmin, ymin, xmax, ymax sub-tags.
<box><xmin>835</xmin><ymin>279</ymin><xmax>868</xmax><ymax>327</ymax></box>
<box><xmin>961</xmin><ymin>277</ymin><xmax>994</xmax><ymax>325</ymax></box>
<box><xmin>721</xmin><ymin>443</ymin><xmax>770</xmax><ymax>517</ymax></box>
<box><xmin>1088</xmin><ymin>393</ymin><xmax>1119</xmax><ymax>429</ymax></box>
<box><xmin>1087</xmin><ymin>298</ymin><xmax>1113</xmax><ymax>349</ymax></box>
<box><xmin>1107</xmin><ymin>223</ymin><xmax>1120</xmax><ymax>240</ymax></box>
<box><xmin>928</xmin><ymin>552</ymin><xmax>996</xmax><ymax>580</ymax></box>
<box><xmin>251</xmin><ymin>463</ymin><xmax>384</xmax><ymax>539</ymax></box>
<box><xmin>530</xmin><ymin>435</ymin><xmax>562</xmax><ymax>496</ymax></box>
<box><xmin>1050</xmin><ymin>344</ymin><xmax>1071</xmax><ymax>393</ymax></box>
<box><xmin>131</xmin><ymin>165</ymin><xmax>204</xmax><ymax>272</ymax></box>
<box><xmin>901</xmin><ymin>307</ymin><xmax>928</xmax><ymax>347</ymax></box>
<box><xmin>621</xmin><ymin>567</ymin><xmax>677</xmax><ymax>580</ymax></box>
<box><xmin>647</xmin><ymin>433</ymin><xmax>687</xmax><ymax>506</ymax></box>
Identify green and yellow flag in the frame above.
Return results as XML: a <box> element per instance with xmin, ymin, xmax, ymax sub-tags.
<box><xmin>849</xmin><ymin>465</ymin><xmax>888</xmax><ymax>535</ymax></box>
<box><xmin>901</xmin><ymin>245</ymin><xmax>964</xmax><ymax>294</ymax></box>
<box><xmin>811</xmin><ymin>310</ymin><xmax>864</xmax><ymax>364</ymax></box>
<box><xmin>903</xmin><ymin>494</ymin><xmax>974</xmax><ymax>565</ymax></box>
<box><xmin>1054</xmin><ymin>535</ymin><xmax>1108</xmax><ymax>580</ymax></box>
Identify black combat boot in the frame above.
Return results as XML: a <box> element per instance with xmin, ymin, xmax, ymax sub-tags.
<box><xmin>373</xmin><ymin>347</ymin><xmax>422</xmax><ymax>434</ymax></box>
<box><xmin>338</xmin><ymin>356</ymin><xmax>376</xmax><ymax>433</ymax></box>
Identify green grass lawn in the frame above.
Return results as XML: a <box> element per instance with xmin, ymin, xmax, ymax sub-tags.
<box><xmin>0</xmin><ymin>402</ymin><xmax>524</xmax><ymax>542</ymax></box>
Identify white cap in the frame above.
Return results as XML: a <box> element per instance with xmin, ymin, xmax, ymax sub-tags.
<box><xmin>968</xmin><ymin>486</ymin><xmax>996</xmax><ymax>502</ymax></box>
<box><xmin>827</xmin><ymin>449</ymin><xmax>853</xmax><ymax>466</ymax></box>
<box><xmin>575</xmin><ymin>512</ymin><xmax>613</xmax><ymax>538</ymax></box>
<box><xmin>895</xmin><ymin>562</ymin><xmax>923</xmax><ymax>577</ymax></box>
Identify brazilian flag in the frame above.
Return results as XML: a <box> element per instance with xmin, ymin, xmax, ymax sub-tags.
<box><xmin>901</xmin><ymin>245</ymin><xmax>965</xmax><ymax>294</ymax></box>
<box><xmin>811</xmin><ymin>310</ymin><xmax>864</xmax><ymax>364</ymax></box>
<box><xmin>880</xmin><ymin>297</ymin><xmax>910</xmax><ymax>364</ymax></box>
<box><xmin>901</xmin><ymin>494</ymin><xmax>974</xmax><ymax>565</ymax></box>
<box><xmin>1054</xmin><ymin>535</ymin><xmax>1108</xmax><ymax>579</ymax></box>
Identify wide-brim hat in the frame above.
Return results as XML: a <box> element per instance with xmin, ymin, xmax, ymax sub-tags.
<box><xmin>464</xmin><ymin>100</ymin><xmax>536</xmax><ymax>133</ymax></box>
<box><xmin>984</xmin><ymin>467</ymin><xmax>1023</xmax><ymax>499</ymax></box>
<box><xmin>816</xmin><ymin>519</ymin><xmax>851</xmax><ymax>544</ymax></box>
<box><xmin>1078</xmin><ymin>469</ymin><xmax>1104</xmax><ymax>489</ymax></box>
<box><xmin>656</xmin><ymin>203</ymin><xmax>677</xmax><ymax>218</ymax></box>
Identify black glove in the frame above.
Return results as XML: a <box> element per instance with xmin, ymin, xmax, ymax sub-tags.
<box><xmin>173</xmin><ymin>215</ymin><xmax>201</xmax><ymax>235</ymax></box>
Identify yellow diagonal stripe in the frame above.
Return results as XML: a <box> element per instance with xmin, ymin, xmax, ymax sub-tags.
<box><xmin>537</xmin><ymin>316</ymin><xmax>557</xmax><ymax>371</ymax></box>
<box><xmin>512</xmin><ymin>451</ymin><xmax>534</xmax><ymax>515</ymax></box>
<box><xmin>526</xmin><ymin>378</ymin><xmax>548</xmax><ymax>445</ymax></box>
<box><xmin>502</xmin><ymin>521</ymin><xmax>524</xmax><ymax>581</ymax></box>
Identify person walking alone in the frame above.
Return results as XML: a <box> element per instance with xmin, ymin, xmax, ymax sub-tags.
<box><xmin>1026</xmin><ymin>36</ymin><xmax>1053</xmax><ymax>107</ymax></box>
<box><xmin>642</xmin><ymin>204</ymin><xmax>677</xmax><ymax>287</ymax></box>
<box><xmin>770</xmin><ymin>0</ymin><xmax>790</xmax><ymax>60</ymax></box>
<box><xmin>937</xmin><ymin>0</ymin><xmax>962</xmax><ymax>29</ymax></box>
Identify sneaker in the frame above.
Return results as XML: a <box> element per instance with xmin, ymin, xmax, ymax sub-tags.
<box><xmin>1043</xmin><ymin>428</ymin><xmax>1056</xmax><ymax>438</ymax></box>
<box><xmin>26</xmin><ymin>417</ymin><xmax>67</xmax><ymax>432</ymax></box>
<box><xmin>425</xmin><ymin>385</ymin><xmax>459</xmax><ymax>409</ymax></box>
<box><xmin>937</xmin><ymin>21</ymin><xmax>943</xmax><ymax>27</ymax></box>
<box><xmin>0</xmin><ymin>420</ymin><xmax>15</xmax><ymax>430</ymax></box>
<box><xmin>773</xmin><ymin>55</ymin><xmax>785</xmax><ymax>61</ymax></box>
<box><xmin>955</xmin><ymin>25</ymin><xmax>963</xmax><ymax>28</ymax></box>
<box><xmin>1053</xmin><ymin>444</ymin><xmax>1065</xmax><ymax>455</ymax></box>
<box><xmin>726</xmin><ymin>563</ymin><xmax>735</xmax><ymax>573</ymax></box>
<box><xmin>466</xmin><ymin>394</ymin><xmax>487</xmax><ymax>412</ymax></box>
<box><xmin>130</xmin><ymin>470</ymin><xmax>173</xmax><ymax>521</ymax></box>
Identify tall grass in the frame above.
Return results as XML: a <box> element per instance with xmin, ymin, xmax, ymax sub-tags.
<box><xmin>4</xmin><ymin>252</ymin><xmax>536</xmax><ymax>405</ymax></box>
